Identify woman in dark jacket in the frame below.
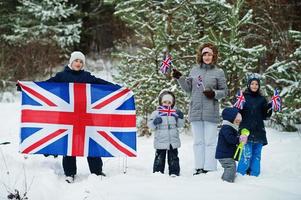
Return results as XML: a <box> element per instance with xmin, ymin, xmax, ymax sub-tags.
<box><xmin>47</xmin><ymin>51</ymin><xmax>115</xmax><ymax>183</ymax></box>
<box><xmin>237</xmin><ymin>77</ymin><xmax>272</xmax><ymax>176</ymax></box>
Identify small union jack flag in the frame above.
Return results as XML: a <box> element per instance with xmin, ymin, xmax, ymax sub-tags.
<box><xmin>196</xmin><ymin>75</ymin><xmax>205</xmax><ymax>90</ymax></box>
<box><xmin>157</xmin><ymin>106</ymin><xmax>178</xmax><ymax>117</ymax></box>
<box><xmin>233</xmin><ymin>90</ymin><xmax>246</xmax><ymax>110</ymax></box>
<box><xmin>271</xmin><ymin>88</ymin><xmax>281</xmax><ymax>112</ymax></box>
<box><xmin>160</xmin><ymin>54</ymin><xmax>172</xmax><ymax>74</ymax></box>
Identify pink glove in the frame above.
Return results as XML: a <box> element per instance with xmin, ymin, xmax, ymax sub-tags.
<box><xmin>239</xmin><ymin>135</ymin><xmax>248</xmax><ymax>144</ymax></box>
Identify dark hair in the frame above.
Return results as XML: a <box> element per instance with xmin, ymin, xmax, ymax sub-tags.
<box><xmin>196</xmin><ymin>43</ymin><xmax>218</xmax><ymax>64</ymax></box>
<box><xmin>158</xmin><ymin>90</ymin><xmax>176</xmax><ymax>108</ymax></box>
<box><xmin>246</xmin><ymin>77</ymin><xmax>262</xmax><ymax>95</ymax></box>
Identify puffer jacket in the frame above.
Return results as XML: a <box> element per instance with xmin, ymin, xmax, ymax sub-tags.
<box><xmin>148</xmin><ymin>109</ymin><xmax>184</xmax><ymax>150</ymax></box>
<box><xmin>47</xmin><ymin>66</ymin><xmax>114</xmax><ymax>85</ymax></box>
<box><xmin>177</xmin><ymin>64</ymin><xmax>227</xmax><ymax>123</ymax></box>
<box><xmin>239</xmin><ymin>90</ymin><xmax>272</xmax><ymax>145</ymax></box>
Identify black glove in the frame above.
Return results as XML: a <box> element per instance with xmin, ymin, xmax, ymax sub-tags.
<box><xmin>153</xmin><ymin>117</ymin><xmax>163</xmax><ymax>125</ymax></box>
<box><xmin>176</xmin><ymin>110</ymin><xmax>184</xmax><ymax>119</ymax></box>
<box><xmin>172</xmin><ymin>68</ymin><xmax>182</xmax><ymax>79</ymax></box>
<box><xmin>16</xmin><ymin>83</ymin><xmax>21</xmax><ymax>91</ymax></box>
<box><xmin>203</xmin><ymin>89</ymin><xmax>215</xmax><ymax>99</ymax></box>
<box><xmin>267</xmin><ymin>102</ymin><xmax>272</xmax><ymax>109</ymax></box>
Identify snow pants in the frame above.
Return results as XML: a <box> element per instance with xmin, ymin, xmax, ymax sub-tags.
<box><xmin>237</xmin><ymin>142</ymin><xmax>263</xmax><ymax>176</ymax></box>
<box><xmin>63</xmin><ymin>156</ymin><xmax>103</xmax><ymax>176</ymax></box>
<box><xmin>153</xmin><ymin>145</ymin><xmax>180</xmax><ymax>176</ymax></box>
<box><xmin>218</xmin><ymin>158</ymin><xmax>236</xmax><ymax>183</ymax></box>
<box><xmin>191</xmin><ymin>120</ymin><xmax>218</xmax><ymax>171</ymax></box>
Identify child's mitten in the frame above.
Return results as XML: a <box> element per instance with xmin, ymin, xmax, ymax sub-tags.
<box><xmin>153</xmin><ymin>117</ymin><xmax>163</xmax><ymax>125</ymax></box>
<box><xmin>176</xmin><ymin>110</ymin><xmax>184</xmax><ymax>119</ymax></box>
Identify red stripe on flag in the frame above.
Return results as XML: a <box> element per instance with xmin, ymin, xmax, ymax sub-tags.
<box><xmin>93</xmin><ymin>88</ymin><xmax>130</xmax><ymax>109</ymax></box>
<box><xmin>19</xmin><ymin>82</ymin><xmax>57</xmax><ymax>107</ymax></box>
<box><xmin>21</xmin><ymin>110</ymin><xmax>136</xmax><ymax>127</ymax></box>
<box><xmin>97</xmin><ymin>131</ymin><xmax>136</xmax><ymax>157</ymax></box>
<box><xmin>22</xmin><ymin>129</ymin><xmax>67</xmax><ymax>154</ymax></box>
<box><xmin>72</xmin><ymin>83</ymin><xmax>87</xmax><ymax>156</ymax></box>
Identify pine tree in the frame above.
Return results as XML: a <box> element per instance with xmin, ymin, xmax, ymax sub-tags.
<box><xmin>114</xmin><ymin>0</ymin><xmax>269</xmax><ymax>135</ymax></box>
<box><xmin>204</xmin><ymin>0</ymin><xmax>266</xmax><ymax>100</ymax></box>
<box><xmin>3</xmin><ymin>0</ymin><xmax>81</xmax><ymax>49</ymax></box>
<box><xmin>114</xmin><ymin>0</ymin><xmax>206</xmax><ymax>135</ymax></box>
<box><xmin>264</xmin><ymin>30</ymin><xmax>301</xmax><ymax>131</ymax></box>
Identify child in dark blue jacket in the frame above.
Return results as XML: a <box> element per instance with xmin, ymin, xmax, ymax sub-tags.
<box><xmin>47</xmin><ymin>51</ymin><xmax>115</xmax><ymax>183</ymax></box>
<box><xmin>215</xmin><ymin>107</ymin><xmax>247</xmax><ymax>183</ymax></box>
<box><xmin>237</xmin><ymin>77</ymin><xmax>272</xmax><ymax>176</ymax></box>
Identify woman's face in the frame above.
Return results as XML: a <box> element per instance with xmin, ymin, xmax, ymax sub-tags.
<box><xmin>250</xmin><ymin>80</ymin><xmax>259</xmax><ymax>92</ymax></box>
<box><xmin>71</xmin><ymin>59</ymin><xmax>84</xmax><ymax>71</ymax></box>
<box><xmin>202</xmin><ymin>52</ymin><xmax>213</xmax><ymax>64</ymax></box>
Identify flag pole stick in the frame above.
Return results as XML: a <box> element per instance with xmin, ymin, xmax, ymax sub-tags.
<box><xmin>0</xmin><ymin>146</ymin><xmax>10</xmax><ymax>175</ymax></box>
<box><xmin>122</xmin><ymin>157</ymin><xmax>128</xmax><ymax>174</ymax></box>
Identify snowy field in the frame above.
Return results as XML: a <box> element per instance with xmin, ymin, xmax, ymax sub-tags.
<box><xmin>1</xmin><ymin>102</ymin><xmax>301</xmax><ymax>200</ymax></box>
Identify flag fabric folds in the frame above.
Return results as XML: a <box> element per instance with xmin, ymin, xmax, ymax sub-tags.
<box><xmin>233</xmin><ymin>90</ymin><xmax>246</xmax><ymax>110</ymax></box>
<box><xmin>271</xmin><ymin>88</ymin><xmax>281</xmax><ymax>112</ymax></box>
<box><xmin>159</xmin><ymin>54</ymin><xmax>172</xmax><ymax>74</ymax></box>
<box><xmin>157</xmin><ymin>106</ymin><xmax>178</xmax><ymax>117</ymax></box>
<box><xmin>18</xmin><ymin>81</ymin><xmax>137</xmax><ymax>157</ymax></box>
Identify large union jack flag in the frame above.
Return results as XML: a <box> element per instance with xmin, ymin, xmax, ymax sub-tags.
<box><xmin>18</xmin><ymin>81</ymin><xmax>137</xmax><ymax>157</ymax></box>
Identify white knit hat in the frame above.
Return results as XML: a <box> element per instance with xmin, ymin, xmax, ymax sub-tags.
<box><xmin>161</xmin><ymin>94</ymin><xmax>174</xmax><ymax>104</ymax></box>
<box><xmin>68</xmin><ymin>51</ymin><xmax>86</xmax><ymax>69</ymax></box>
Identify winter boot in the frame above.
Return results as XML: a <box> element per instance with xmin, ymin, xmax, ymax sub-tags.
<box><xmin>193</xmin><ymin>169</ymin><xmax>203</xmax><ymax>176</ymax></box>
<box><xmin>193</xmin><ymin>169</ymin><xmax>208</xmax><ymax>175</ymax></box>
<box><xmin>98</xmin><ymin>171</ymin><xmax>106</xmax><ymax>177</ymax></box>
<box><xmin>65</xmin><ymin>175</ymin><xmax>75</xmax><ymax>183</ymax></box>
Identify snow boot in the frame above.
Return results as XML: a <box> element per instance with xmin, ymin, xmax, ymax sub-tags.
<box><xmin>65</xmin><ymin>175</ymin><xmax>75</xmax><ymax>183</ymax></box>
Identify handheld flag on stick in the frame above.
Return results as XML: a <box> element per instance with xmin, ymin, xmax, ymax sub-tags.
<box><xmin>196</xmin><ymin>75</ymin><xmax>205</xmax><ymax>90</ymax></box>
<box><xmin>160</xmin><ymin>53</ymin><xmax>172</xmax><ymax>75</ymax></box>
<box><xmin>157</xmin><ymin>106</ymin><xmax>178</xmax><ymax>117</ymax></box>
<box><xmin>271</xmin><ymin>88</ymin><xmax>281</xmax><ymax>112</ymax></box>
<box><xmin>233</xmin><ymin>90</ymin><xmax>246</xmax><ymax>110</ymax></box>
<box><xmin>233</xmin><ymin>128</ymin><xmax>250</xmax><ymax>161</ymax></box>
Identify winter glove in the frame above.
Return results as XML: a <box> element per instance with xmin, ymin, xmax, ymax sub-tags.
<box><xmin>153</xmin><ymin>117</ymin><xmax>163</xmax><ymax>126</ymax></box>
<box><xmin>267</xmin><ymin>102</ymin><xmax>273</xmax><ymax>110</ymax></box>
<box><xmin>203</xmin><ymin>89</ymin><xmax>215</xmax><ymax>99</ymax></box>
<box><xmin>172</xmin><ymin>68</ymin><xmax>182</xmax><ymax>79</ymax></box>
<box><xmin>239</xmin><ymin>135</ymin><xmax>248</xmax><ymax>144</ymax></box>
<box><xmin>16</xmin><ymin>83</ymin><xmax>21</xmax><ymax>91</ymax></box>
<box><xmin>176</xmin><ymin>110</ymin><xmax>184</xmax><ymax>119</ymax></box>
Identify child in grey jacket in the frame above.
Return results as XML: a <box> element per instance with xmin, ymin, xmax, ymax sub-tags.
<box><xmin>148</xmin><ymin>91</ymin><xmax>184</xmax><ymax>176</ymax></box>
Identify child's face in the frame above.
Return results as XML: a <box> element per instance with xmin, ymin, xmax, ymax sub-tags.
<box><xmin>162</xmin><ymin>100</ymin><xmax>172</xmax><ymax>107</ymax></box>
<box><xmin>233</xmin><ymin>113</ymin><xmax>242</xmax><ymax>126</ymax></box>
<box><xmin>250</xmin><ymin>80</ymin><xmax>259</xmax><ymax>92</ymax></box>
<box><xmin>71</xmin><ymin>59</ymin><xmax>84</xmax><ymax>71</ymax></box>
<box><xmin>202</xmin><ymin>52</ymin><xmax>213</xmax><ymax>64</ymax></box>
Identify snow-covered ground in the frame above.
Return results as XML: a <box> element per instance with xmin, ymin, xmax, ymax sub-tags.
<box><xmin>1</xmin><ymin>102</ymin><xmax>301</xmax><ymax>200</ymax></box>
